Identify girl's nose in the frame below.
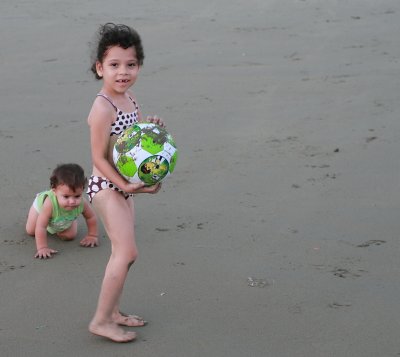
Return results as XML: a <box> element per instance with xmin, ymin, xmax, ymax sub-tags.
<box><xmin>119</xmin><ymin>65</ymin><xmax>128</xmax><ymax>74</ymax></box>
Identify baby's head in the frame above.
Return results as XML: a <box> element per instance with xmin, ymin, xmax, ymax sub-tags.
<box><xmin>50</xmin><ymin>163</ymin><xmax>87</xmax><ymax>192</ymax></box>
<box><xmin>90</xmin><ymin>23</ymin><xmax>144</xmax><ymax>80</ymax></box>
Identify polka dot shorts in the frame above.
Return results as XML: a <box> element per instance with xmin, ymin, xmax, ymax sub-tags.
<box><xmin>86</xmin><ymin>175</ymin><xmax>133</xmax><ymax>203</ymax></box>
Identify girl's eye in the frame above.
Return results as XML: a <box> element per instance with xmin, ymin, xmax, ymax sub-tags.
<box><xmin>129</xmin><ymin>63</ymin><xmax>137</xmax><ymax>67</ymax></box>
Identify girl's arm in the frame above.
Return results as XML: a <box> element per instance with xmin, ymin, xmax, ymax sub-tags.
<box><xmin>79</xmin><ymin>200</ymin><xmax>99</xmax><ymax>247</ymax></box>
<box><xmin>88</xmin><ymin>99</ymin><xmax>131</xmax><ymax>189</ymax></box>
<box><xmin>88</xmin><ymin>98</ymin><xmax>161</xmax><ymax>194</ymax></box>
<box><xmin>34</xmin><ymin>198</ymin><xmax>58</xmax><ymax>259</ymax></box>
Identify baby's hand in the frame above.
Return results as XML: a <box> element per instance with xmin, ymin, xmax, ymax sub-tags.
<box><xmin>80</xmin><ymin>235</ymin><xmax>99</xmax><ymax>248</ymax></box>
<box><xmin>146</xmin><ymin>115</ymin><xmax>165</xmax><ymax>127</ymax></box>
<box><xmin>35</xmin><ymin>247</ymin><xmax>58</xmax><ymax>259</ymax></box>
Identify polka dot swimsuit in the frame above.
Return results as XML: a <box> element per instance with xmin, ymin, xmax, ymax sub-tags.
<box><xmin>96</xmin><ymin>93</ymin><xmax>139</xmax><ymax>136</ymax></box>
<box><xmin>86</xmin><ymin>93</ymin><xmax>139</xmax><ymax>202</ymax></box>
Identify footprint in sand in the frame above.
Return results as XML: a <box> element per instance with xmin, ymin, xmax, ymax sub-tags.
<box><xmin>328</xmin><ymin>302</ymin><xmax>352</xmax><ymax>309</ymax></box>
<box><xmin>247</xmin><ymin>277</ymin><xmax>274</xmax><ymax>288</ymax></box>
<box><xmin>365</xmin><ymin>136</ymin><xmax>377</xmax><ymax>143</ymax></box>
<box><xmin>331</xmin><ymin>267</ymin><xmax>364</xmax><ymax>278</ymax></box>
<box><xmin>3</xmin><ymin>239</ymin><xmax>28</xmax><ymax>245</ymax></box>
<box><xmin>357</xmin><ymin>239</ymin><xmax>386</xmax><ymax>248</ymax></box>
<box><xmin>0</xmin><ymin>261</ymin><xmax>26</xmax><ymax>274</ymax></box>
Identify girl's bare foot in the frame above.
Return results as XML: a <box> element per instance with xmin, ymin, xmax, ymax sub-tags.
<box><xmin>89</xmin><ymin>321</ymin><xmax>137</xmax><ymax>343</ymax></box>
<box><xmin>113</xmin><ymin>312</ymin><xmax>147</xmax><ymax>327</ymax></box>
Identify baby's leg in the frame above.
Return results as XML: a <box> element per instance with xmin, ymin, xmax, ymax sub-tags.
<box><xmin>89</xmin><ymin>190</ymin><xmax>138</xmax><ymax>342</ymax></box>
<box><xmin>57</xmin><ymin>221</ymin><xmax>78</xmax><ymax>241</ymax></box>
<box><xmin>26</xmin><ymin>205</ymin><xmax>39</xmax><ymax>236</ymax></box>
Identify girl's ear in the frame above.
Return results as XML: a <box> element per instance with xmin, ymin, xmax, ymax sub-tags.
<box><xmin>95</xmin><ymin>61</ymin><xmax>103</xmax><ymax>78</ymax></box>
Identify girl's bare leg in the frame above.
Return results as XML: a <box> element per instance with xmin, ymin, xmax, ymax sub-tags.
<box><xmin>89</xmin><ymin>190</ymin><xmax>138</xmax><ymax>342</ymax></box>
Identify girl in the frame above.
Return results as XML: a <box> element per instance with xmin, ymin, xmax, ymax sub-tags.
<box><xmin>86</xmin><ymin>23</ymin><xmax>163</xmax><ymax>343</ymax></box>
<box><xmin>26</xmin><ymin>163</ymin><xmax>99</xmax><ymax>259</ymax></box>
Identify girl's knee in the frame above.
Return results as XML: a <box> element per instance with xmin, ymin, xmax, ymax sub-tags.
<box><xmin>127</xmin><ymin>259</ymin><xmax>135</xmax><ymax>271</ymax></box>
<box><xmin>128</xmin><ymin>248</ymin><xmax>138</xmax><ymax>263</ymax></box>
<box><xmin>110</xmin><ymin>250</ymin><xmax>137</xmax><ymax>272</ymax></box>
<box><xmin>123</xmin><ymin>248</ymin><xmax>138</xmax><ymax>268</ymax></box>
<box><xmin>127</xmin><ymin>249</ymin><xmax>138</xmax><ymax>270</ymax></box>
<box><xmin>113</xmin><ymin>246</ymin><xmax>138</xmax><ymax>264</ymax></box>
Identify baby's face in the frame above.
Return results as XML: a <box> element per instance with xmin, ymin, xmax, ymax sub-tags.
<box><xmin>53</xmin><ymin>184</ymin><xmax>83</xmax><ymax>210</ymax></box>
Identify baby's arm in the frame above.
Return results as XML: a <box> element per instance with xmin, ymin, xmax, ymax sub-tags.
<box><xmin>34</xmin><ymin>199</ymin><xmax>58</xmax><ymax>259</ymax></box>
<box><xmin>79</xmin><ymin>201</ymin><xmax>99</xmax><ymax>248</ymax></box>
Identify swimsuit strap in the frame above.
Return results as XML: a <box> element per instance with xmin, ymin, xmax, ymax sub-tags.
<box><xmin>128</xmin><ymin>95</ymin><xmax>139</xmax><ymax>110</ymax></box>
<box><xmin>97</xmin><ymin>93</ymin><xmax>139</xmax><ymax>112</ymax></box>
<box><xmin>96</xmin><ymin>93</ymin><xmax>117</xmax><ymax>111</ymax></box>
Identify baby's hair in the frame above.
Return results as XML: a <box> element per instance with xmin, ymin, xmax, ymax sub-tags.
<box><xmin>90</xmin><ymin>23</ymin><xmax>145</xmax><ymax>80</ymax></box>
<box><xmin>50</xmin><ymin>163</ymin><xmax>87</xmax><ymax>191</ymax></box>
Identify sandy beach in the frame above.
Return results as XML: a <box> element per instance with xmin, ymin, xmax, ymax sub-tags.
<box><xmin>1</xmin><ymin>0</ymin><xmax>400</xmax><ymax>356</ymax></box>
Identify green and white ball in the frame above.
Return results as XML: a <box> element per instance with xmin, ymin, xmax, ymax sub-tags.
<box><xmin>113</xmin><ymin>122</ymin><xmax>178</xmax><ymax>186</ymax></box>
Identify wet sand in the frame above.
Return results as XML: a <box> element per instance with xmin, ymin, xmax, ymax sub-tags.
<box><xmin>1</xmin><ymin>1</ymin><xmax>400</xmax><ymax>356</ymax></box>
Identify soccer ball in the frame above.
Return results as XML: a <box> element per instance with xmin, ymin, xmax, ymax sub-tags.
<box><xmin>113</xmin><ymin>122</ymin><xmax>178</xmax><ymax>186</ymax></box>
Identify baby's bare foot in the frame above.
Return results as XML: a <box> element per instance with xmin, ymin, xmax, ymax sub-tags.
<box><xmin>89</xmin><ymin>321</ymin><xmax>136</xmax><ymax>343</ymax></box>
<box><xmin>113</xmin><ymin>312</ymin><xmax>146</xmax><ymax>327</ymax></box>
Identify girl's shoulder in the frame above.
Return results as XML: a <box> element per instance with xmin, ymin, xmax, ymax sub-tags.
<box><xmin>87</xmin><ymin>96</ymin><xmax>117</xmax><ymax>127</ymax></box>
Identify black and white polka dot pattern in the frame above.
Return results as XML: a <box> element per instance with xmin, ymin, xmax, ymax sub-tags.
<box><xmin>110</xmin><ymin>111</ymin><xmax>138</xmax><ymax>136</ymax></box>
<box><xmin>86</xmin><ymin>176</ymin><xmax>133</xmax><ymax>203</ymax></box>
<box><xmin>96</xmin><ymin>93</ymin><xmax>139</xmax><ymax>136</ymax></box>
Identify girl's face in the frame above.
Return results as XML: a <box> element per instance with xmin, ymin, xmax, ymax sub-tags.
<box><xmin>96</xmin><ymin>46</ymin><xmax>140</xmax><ymax>94</ymax></box>
<box><xmin>53</xmin><ymin>184</ymin><xmax>83</xmax><ymax>210</ymax></box>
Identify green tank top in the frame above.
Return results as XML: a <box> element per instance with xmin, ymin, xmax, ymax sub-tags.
<box><xmin>36</xmin><ymin>190</ymin><xmax>84</xmax><ymax>234</ymax></box>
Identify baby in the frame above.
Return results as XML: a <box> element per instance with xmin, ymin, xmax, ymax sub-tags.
<box><xmin>26</xmin><ymin>163</ymin><xmax>99</xmax><ymax>259</ymax></box>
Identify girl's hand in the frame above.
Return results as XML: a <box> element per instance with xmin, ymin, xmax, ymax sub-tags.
<box><xmin>146</xmin><ymin>115</ymin><xmax>165</xmax><ymax>127</ymax></box>
<box><xmin>124</xmin><ymin>181</ymin><xmax>146</xmax><ymax>193</ymax></box>
<box><xmin>35</xmin><ymin>247</ymin><xmax>58</xmax><ymax>259</ymax></box>
<box><xmin>80</xmin><ymin>234</ymin><xmax>99</xmax><ymax>248</ymax></box>
<box><xmin>125</xmin><ymin>182</ymin><xmax>162</xmax><ymax>194</ymax></box>
<box><xmin>143</xmin><ymin>182</ymin><xmax>162</xmax><ymax>194</ymax></box>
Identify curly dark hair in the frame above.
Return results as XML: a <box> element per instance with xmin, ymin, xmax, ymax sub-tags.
<box><xmin>50</xmin><ymin>163</ymin><xmax>87</xmax><ymax>191</ymax></box>
<box><xmin>90</xmin><ymin>23</ymin><xmax>145</xmax><ymax>80</ymax></box>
